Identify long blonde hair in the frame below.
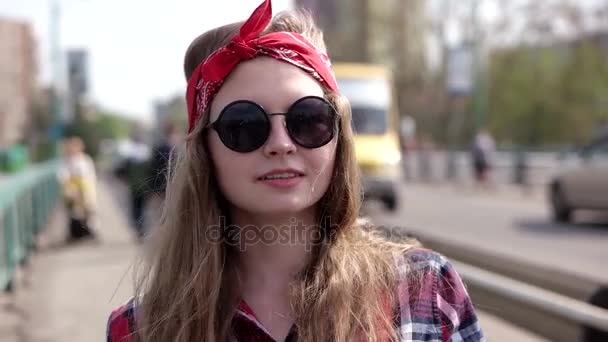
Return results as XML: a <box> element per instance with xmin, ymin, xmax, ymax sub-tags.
<box><xmin>134</xmin><ymin>9</ymin><xmax>419</xmax><ymax>342</ymax></box>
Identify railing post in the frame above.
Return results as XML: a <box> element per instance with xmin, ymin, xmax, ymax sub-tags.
<box><xmin>513</xmin><ymin>147</ymin><xmax>529</xmax><ymax>186</ymax></box>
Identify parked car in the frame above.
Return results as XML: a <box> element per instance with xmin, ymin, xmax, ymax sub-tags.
<box><xmin>333</xmin><ymin>63</ymin><xmax>402</xmax><ymax>211</ymax></box>
<box><xmin>549</xmin><ymin>134</ymin><xmax>608</xmax><ymax>222</ymax></box>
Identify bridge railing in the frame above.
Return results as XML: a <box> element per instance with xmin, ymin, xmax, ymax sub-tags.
<box><xmin>0</xmin><ymin>160</ymin><xmax>60</xmax><ymax>291</ymax></box>
<box><xmin>402</xmin><ymin>149</ymin><xmax>563</xmax><ymax>187</ymax></box>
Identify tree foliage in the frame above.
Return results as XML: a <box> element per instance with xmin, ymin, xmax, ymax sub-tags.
<box><xmin>488</xmin><ymin>36</ymin><xmax>608</xmax><ymax>147</ymax></box>
<box><xmin>94</xmin><ymin>111</ymin><xmax>132</xmax><ymax>140</ymax></box>
<box><xmin>64</xmin><ymin>110</ymin><xmax>134</xmax><ymax>159</ymax></box>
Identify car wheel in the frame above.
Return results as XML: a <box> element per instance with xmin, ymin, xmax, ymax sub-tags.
<box><xmin>551</xmin><ymin>184</ymin><xmax>572</xmax><ymax>223</ymax></box>
<box><xmin>383</xmin><ymin>194</ymin><xmax>398</xmax><ymax>211</ymax></box>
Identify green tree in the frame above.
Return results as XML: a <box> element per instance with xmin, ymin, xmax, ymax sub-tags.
<box><xmin>558</xmin><ymin>39</ymin><xmax>608</xmax><ymax>144</ymax></box>
<box><xmin>95</xmin><ymin>111</ymin><xmax>132</xmax><ymax>140</ymax></box>
<box><xmin>64</xmin><ymin>110</ymin><xmax>135</xmax><ymax>159</ymax></box>
<box><xmin>487</xmin><ymin>37</ymin><xmax>608</xmax><ymax>147</ymax></box>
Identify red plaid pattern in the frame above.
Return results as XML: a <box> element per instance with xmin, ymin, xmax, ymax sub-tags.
<box><xmin>107</xmin><ymin>249</ymin><xmax>485</xmax><ymax>341</ymax></box>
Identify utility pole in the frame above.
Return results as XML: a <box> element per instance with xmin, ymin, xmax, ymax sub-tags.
<box><xmin>49</xmin><ymin>0</ymin><xmax>64</xmax><ymax>155</ymax></box>
<box><xmin>471</xmin><ymin>0</ymin><xmax>486</xmax><ymax>133</ymax></box>
<box><xmin>359</xmin><ymin>0</ymin><xmax>371</xmax><ymax>62</ymax></box>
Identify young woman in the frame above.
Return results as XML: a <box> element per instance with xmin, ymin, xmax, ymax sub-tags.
<box><xmin>107</xmin><ymin>1</ymin><xmax>485</xmax><ymax>341</ymax></box>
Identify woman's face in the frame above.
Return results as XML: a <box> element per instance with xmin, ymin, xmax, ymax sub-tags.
<box><xmin>207</xmin><ymin>57</ymin><xmax>337</xmax><ymax>218</ymax></box>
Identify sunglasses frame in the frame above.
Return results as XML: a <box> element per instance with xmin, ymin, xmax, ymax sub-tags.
<box><xmin>205</xmin><ymin>95</ymin><xmax>340</xmax><ymax>153</ymax></box>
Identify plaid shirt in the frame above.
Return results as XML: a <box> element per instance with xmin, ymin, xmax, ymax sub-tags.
<box><xmin>107</xmin><ymin>249</ymin><xmax>485</xmax><ymax>341</ymax></box>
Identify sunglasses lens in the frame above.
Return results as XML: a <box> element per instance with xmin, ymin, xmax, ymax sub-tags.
<box><xmin>287</xmin><ymin>97</ymin><xmax>336</xmax><ymax>148</ymax></box>
<box><xmin>215</xmin><ymin>102</ymin><xmax>269</xmax><ymax>152</ymax></box>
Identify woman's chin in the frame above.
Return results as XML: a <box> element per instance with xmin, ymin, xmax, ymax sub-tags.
<box><xmin>245</xmin><ymin>201</ymin><xmax>314</xmax><ymax>217</ymax></box>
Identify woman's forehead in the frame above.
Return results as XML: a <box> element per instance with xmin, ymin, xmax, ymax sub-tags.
<box><xmin>209</xmin><ymin>57</ymin><xmax>325</xmax><ymax>119</ymax></box>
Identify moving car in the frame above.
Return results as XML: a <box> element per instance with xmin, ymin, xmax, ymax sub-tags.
<box><xmin>549</xmin><ymin>134</ymin><xmax>608</xmax><ymax>222</ymax></box>
<box><xmin>333</xmin><ymin>63</ymin><xmax>402</xmax><ymax>211</ymax></box>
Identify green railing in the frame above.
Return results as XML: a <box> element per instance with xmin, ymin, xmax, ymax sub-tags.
<box><xmin>0</xmin><ymin>160</ymin><xmax>60</xmax><ymax>291</ymax></box>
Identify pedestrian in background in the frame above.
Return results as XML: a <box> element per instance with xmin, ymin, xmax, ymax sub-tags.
<box><xmin>146</xmin><ymin>122</ymin><xmax>181</xmax><ymax>233</ymax></box>
<box><xmin>149</xmin><ymin>122</ymin><xmax>180</xmax><ymax>197</ymax></box>
<box><xmin>107</xmin><ymin>1</ymin><xmax>485</xmax><ymax>341</ymax></box>
<box><xmin>471</xmin><ymin>129</ymin><xmax>496</xmax><ymax>187</ymax></box>
<box><xmin>399</xmin><ymin>116</ymin><xmax>416</xmax><ymax>181</ymax></box>
<box><xmin>57</xmin><ymin>136</ymin><xmax>98</xmax><ymax>242</ymax></box>
<box><xmin>114</xmin><ymin>127</ymin><xmax>151</xmax><ymax>240</ymax></box>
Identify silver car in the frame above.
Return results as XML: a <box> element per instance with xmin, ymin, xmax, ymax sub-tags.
<box><xmin>549</xmin><ymin>135</ymin><xmax>608</xmax><ymax>222</ymax></box>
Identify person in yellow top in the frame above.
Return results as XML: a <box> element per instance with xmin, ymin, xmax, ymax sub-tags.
<box><xmin>57</xmin><ymin>136</ymin><xmax>98</xmax><ymax>242</ymax></box>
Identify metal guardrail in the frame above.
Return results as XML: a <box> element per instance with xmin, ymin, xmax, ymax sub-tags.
<box><xmin>0</xmin><ymin>160</ymin><xmax>60</xmax><ymax>291</ymax></box>
<box><xmin>408</xmin><ymin>230</ymin><xmax>608</xmax><ymax>342</ymax></box>
<box><xmin>414</xmin><ymin>231</ymin><xmax>601</xmax><ymax>301</ymax></box>
<box><xmin>455</xmin><ymin>260</ymin><xmax>608</xmax><ymax>342</ymax></box>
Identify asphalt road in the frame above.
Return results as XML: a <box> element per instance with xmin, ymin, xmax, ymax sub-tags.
<box><xmin>366</xmin><ymin>182</ymin><xmax>608</xmax><ymax>284</ymax></box>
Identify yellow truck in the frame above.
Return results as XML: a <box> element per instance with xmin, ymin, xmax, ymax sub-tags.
<box><xmin>333</xmin><ymin>63</ymin><xmax>402</xmax><ymax>211</ymax></box>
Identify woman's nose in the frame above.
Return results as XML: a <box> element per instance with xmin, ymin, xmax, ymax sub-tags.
<box><xmin>263</xmin><ymin>115</ymin><xmax>296</xmax><ymax>156</ymax></box>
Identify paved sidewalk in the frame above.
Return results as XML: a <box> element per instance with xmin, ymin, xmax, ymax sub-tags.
<box><xmin>2</xmin><ymin>176</ymin><xmax>139</xmax><ymax>342</ymax></box>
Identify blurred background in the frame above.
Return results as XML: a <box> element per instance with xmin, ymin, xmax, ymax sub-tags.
<box><xmin>0</xmin><ymin>0</ymin><xmax>607</xmax><ymax>341</ymax></box>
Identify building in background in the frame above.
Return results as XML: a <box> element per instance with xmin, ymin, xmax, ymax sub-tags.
<box><xmin>153</xmin><ymin>95</ymin><xmax>187</xmax><ymax>135</ymax></box>
<box><xmin>153</xmin><ymin>100</ymin><xmax>170</xmax><ymax>132</ymax></box>
<box><xmin>294</xmin><ymin>0</ymin><xmax>426</xmax><ymax>66</ymax></box>
<box><xmin>294</xmin><ymin>0</ymin><xmax>365</xmax><ymax>62</ymax></box>
<box><xmin>295</xmin><ymin>0</ymin><xmax>428</xmax><ymax>124</ymax></box>
<box><xmin>0</xmin><ymin>17</ymin><xmax>37</xmax><ymax>148</ymax></box>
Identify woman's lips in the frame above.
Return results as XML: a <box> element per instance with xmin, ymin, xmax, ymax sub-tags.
<box><xmin>258</xmin><ymin>175</ymin><xmax>304</xmax><ymax>188</ymax></box>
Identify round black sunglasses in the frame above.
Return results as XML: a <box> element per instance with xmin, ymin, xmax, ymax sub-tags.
<box><xmin>205</xmin><ymin>96</ymin><xmax>339</xmax><ymax>153</ymax></box>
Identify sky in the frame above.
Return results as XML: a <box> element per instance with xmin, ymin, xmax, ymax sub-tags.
<box><xmin>2</xmin><ymin>0</ymin><xmax>604</xmax><ymax>122</ymax></box>
<box><xmin>0</xmin><ymin>0</ymin><xmax>293</xmax><ymax>122</ymax></box>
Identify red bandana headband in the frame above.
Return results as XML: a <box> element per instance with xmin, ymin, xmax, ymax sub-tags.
<box><xmin>185</xmin><ymin>0</ymin><xmax>339</xmax><ymax>133</ymax></box>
